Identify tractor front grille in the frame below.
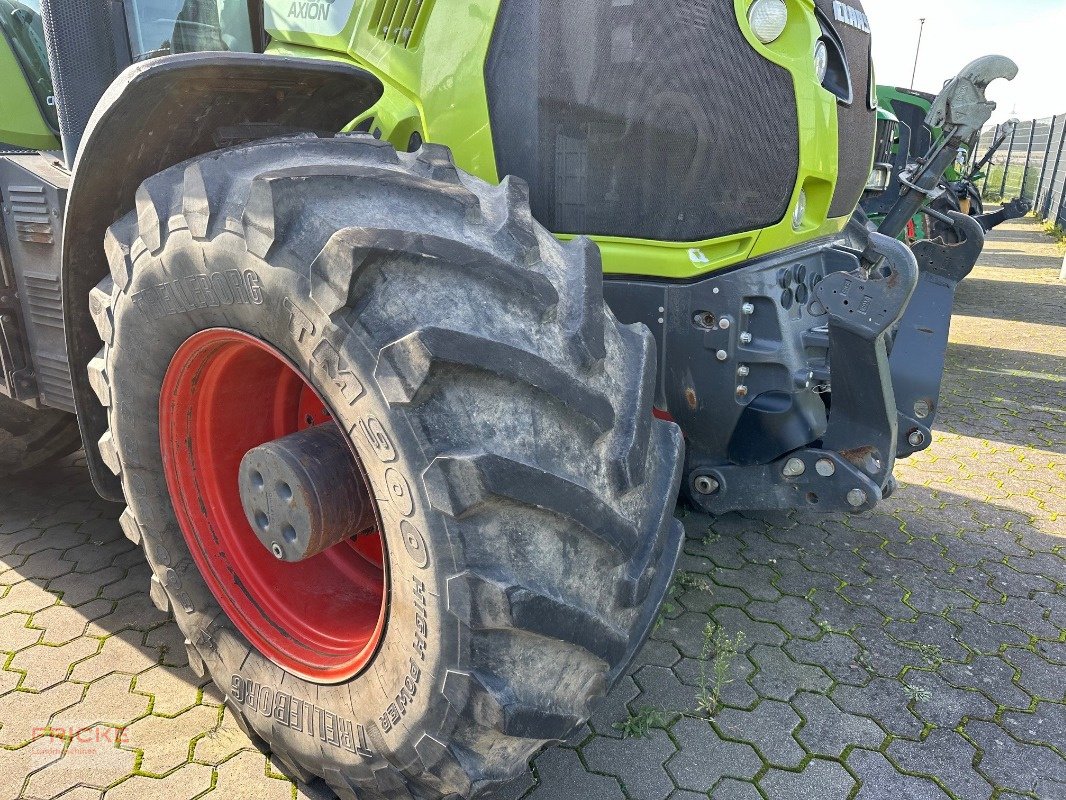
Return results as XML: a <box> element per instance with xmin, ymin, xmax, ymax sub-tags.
<box><xmin>485</xmin><ymin>0</ymin><xmax>799</xmax><ymax>243</ymax></box>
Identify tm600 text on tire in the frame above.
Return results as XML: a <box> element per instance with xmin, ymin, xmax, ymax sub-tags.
<box><xmin>88</xmin><ymin>135</ymin><xmax>684</xmax><ymax>798</ymax></box>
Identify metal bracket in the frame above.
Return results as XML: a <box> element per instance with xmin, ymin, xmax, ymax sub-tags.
<box><xmin>689</xmin><ymin>449</ymin><xmax>882</xmax><ymax>514</ymax></box>
<box><xmin>816</xmin><ymin>233</ymin><xmax>918</xmax><ymax>488</ymax></box>
<box><xmin>892</xmin><ymin>212</ymin><xmax>985</xmax><ymax>458</ymax></box>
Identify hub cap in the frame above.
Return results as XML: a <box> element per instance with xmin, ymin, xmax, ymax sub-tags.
<box><xmin>159</xmin><ymin>329</ymin><xmax>387</xmax><ymax>682</ymax></box>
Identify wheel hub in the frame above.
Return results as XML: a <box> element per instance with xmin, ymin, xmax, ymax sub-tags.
<box><xmin>158</xmin><ymin>328</ymin><xmax>388</xmax><ymax>682</ymax></box>
<box><xmin>239</xmin><ymin>424</ymin><xmax>377</xmax><ymax>563</ymax></box>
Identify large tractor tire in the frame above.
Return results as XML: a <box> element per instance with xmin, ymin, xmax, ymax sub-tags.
<box><xmin>88</xmin><ymin>134</ymin><xmax>684</xmax><ymax>799</ymax></box>
<box><xmin>0</xmin><ymin>396</ymin><xmax>82</xmax><ymax>477</ymax></box>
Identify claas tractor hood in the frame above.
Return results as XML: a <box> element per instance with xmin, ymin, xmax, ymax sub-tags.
<box><xmin>263</xmin><ymin>0</ymin><xmax>878</xmax><ymax>279</ymax></box>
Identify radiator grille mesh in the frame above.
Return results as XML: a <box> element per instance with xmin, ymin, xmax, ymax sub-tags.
<box><xmin>486</xmin><ymin>0</ymin><xmax>799</xmax><ymax>243</ymax></box>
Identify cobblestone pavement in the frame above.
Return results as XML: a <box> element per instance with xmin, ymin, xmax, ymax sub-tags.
<box><xmin>1</xmin><ymin>216</ymin><xmax>1063</xmax><ymax>800</ymax></box>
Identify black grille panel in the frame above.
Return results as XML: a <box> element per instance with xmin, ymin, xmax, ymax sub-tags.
<box><xmin>486</xmin><ymin>0</ymin><xmax>799</xmax><ymax>243</ymax></box>
<box><xmin>817</xmin><ymin>0</ymin><xmax>877</xmax><ymax>218</ymax></box>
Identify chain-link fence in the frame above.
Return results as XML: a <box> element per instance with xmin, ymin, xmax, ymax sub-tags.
<box><xmin>977</xmin><ymin>114</ymin><xmax>1066</xmax><ymax>229</ymax></box>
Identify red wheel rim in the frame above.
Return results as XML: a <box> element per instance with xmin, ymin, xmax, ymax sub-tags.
<box><xmin>159</xmin><ymin>329</ymin><xmax>387</xmax><ymax>682</ymax></box>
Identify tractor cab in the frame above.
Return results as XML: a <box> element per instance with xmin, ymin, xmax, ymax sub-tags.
<box><xmin>0</xmin><ymin>0</ymin><xmax>261</xmax><ymax>157</ymax></box>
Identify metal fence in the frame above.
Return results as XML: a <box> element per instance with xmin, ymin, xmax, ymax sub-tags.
<box><xmin>977</xmin><ymin>114</ymin><xmax>1066</xmax><ymax>229</ymax></box>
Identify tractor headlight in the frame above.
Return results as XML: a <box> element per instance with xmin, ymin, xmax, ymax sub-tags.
<box><xmin>814</xmin><ymin>40</ymin><xmax>829</xmax><ymax>83</ymax></box>
<box><xmin>792</xmin><ymin>189</ymin><xmax>807</xmax><ymax>229</ymax></box>
<box><xmin>748</xmin><ymin>0</ymin><xmax>788</xmax><ymax>44</ymax></box>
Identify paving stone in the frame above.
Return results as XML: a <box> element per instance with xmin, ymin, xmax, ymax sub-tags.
<box><xmin>759</xmin><ymin>758</ymin><xmax>855</xmax><ymax>800</ymax></box>
<box><xmin>1000</xmin><ymin>647</ymin><xmax>1066</xmax><ymax>702</ymax></box>
<box><xmin>785</xmin><ymin>633</ymin><xmax>870</xmax><ymax>686</ymax></box>
<box><xmin>0</xmin><ymin>611</ymin><xmax>43</xmax><ymax>653</ymax></box>
<box><xmin>526</xmin><ymin>747</ymin><xmax>624</xmax><ymax>800</ymax></box>
<box><xmin>884</xmin><ymin>614</ymin><xmax>969</xmax><ymax>664</ymax></box>
<box><xmin>49</xmin><ymin>673</ymin><xmax>149</xmax><ymax>734</ymax></box>
<box><xmin>848</xmin><ymin>748</ymin><xmax>952</xmax><ymax>800</ymax></box>
<box><xmin>0</xmin><ymin>682</ymin><xmax>84</xmax><ymax>746</ymax></box>
<box><xmin>211</xmin><ymin>751</ymin><xmax>296</xmax><ymax>799</ymax></box>
<box><xmin>31</xmin><ymin>599</ymin><xmax>113</xmax><ymax>645</ymax></box>
<box><xmin>0</xmin><ymin>737</ymin><xmax>63</xmax><ymax>799</ymax></box>
<box><xmin>831</xmin><ymin>679</ymin><xmax>925</xmax><ymax>740</ymax></box>
<box><xmin>652</xmin><ymin>612</ymin><xmax>714</xmax><ymax>659</ymax></box>
<box><xmin>588</xmin><ymin>674</ymin><xmax>641</xmax><ymax>739</ymax></box>
<box><xmin>122</xmin><ymin>704</ymin><xmax>218</xmax><ymax>774</ymax></box>
<box><xmin>69</xmin><ymin>630</ymin><xmax>159</xmax><ymax>682</ymax></box>
<box><xmin>632</xmin><ymin>665</ymin><xmax>699</xmax><ymax>716</ymax></box>
<box><xmin>9</xmin><ymin>638</ymin><xmax>102</xmax><ymax>691</ymax></box>
<box><xmin>104</xmin><ymin>762</ymin><xmax>214</xmax><ymax>800</ymax></box>
<box><xmin>943</xmin><ymin>608</ymin><xmax>1031</xmax><ymax>656</ymax></box>
<box><xmin>965</xmin><ymin>719</ymin><xmax>1066</xmax><ymax>798</ymax></box>
<box><xmin>748</xmin><ymin>645</ymin><xmax>831</xmax><ymax>701</ymax></box>
<box><xmin>583</xmin><ymin>728</ymin><xmax>676</xmax><ymax>800</ymax></box>
<box><xmin>888</xmin><ymin>729</ymin><xmax>994</xmax><ymax>800</ymax></box>
<box><xmin>45</xmin><ymin>567</ymin><xmax>123</xmax><ymax>608</ymax></box>
<box><xmin>192</xmin><ymin>706</ymin><xmax>257</xmax><ymax>765</ymax></box>
<box><xmin>714</xmin><ymin>699</ymin><xmax>804</xmax><ymax>768</ymax></box>
<box><xmin>708</xmin><ymin>778</ymin><xmax>760</xmax><ymax>799</ymax></box>
<box><xmin>900</xmin><ymin>670</ymin><xmax>998</xmax><ymax>730</ymax></box>
<box><xmin>23</xmin><ymin>728</ymin><xmax>138</xmax><ymax>798</ymax></box>
<box><xmin>938</xmin><ymin>655</ymin><xmax>1032</xmax><ymax>710</ymax></box>
<box><xmin>745</xmin><ymin>595</ymin><xmax>820</xmax><ymax>639</ymax></box>
<box><xmin>709</xmin><ymin>606</ymin><xmax>787</xmax><ymax>653</ymax></box>
<box><xmin>792</xmin><ymin>691</ymin><xmax>885</xmax><ymax>757</ymax></box>
<box><xmin>665</xmin><ymin>718</ymin><xmax>761</xmax><ymax>792</ymax></box>
<box><xmin>133</xmin><ymin>664</ymin><xmax>209</xmax><ymax>716</ymax></box>
<box><xmin>1000</xmin><ymin>702</ymin><xmax>1066</xmax><ymax>752</ymax></box>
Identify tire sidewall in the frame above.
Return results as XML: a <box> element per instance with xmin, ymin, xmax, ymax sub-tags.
<box><xmin>107</xmin><ymin>226</ymin><xmax>460</xmax><ymax>783</ymax></box>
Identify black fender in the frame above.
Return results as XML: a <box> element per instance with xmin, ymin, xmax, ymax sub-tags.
<box><xmin>62</xmin><ymin>52</ymin><xmax>383</xmax><ymax>500</ymax></box>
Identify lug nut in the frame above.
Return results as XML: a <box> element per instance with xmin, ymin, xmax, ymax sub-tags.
<box><xmin>782</xmin><ymin>458</ymin><xmax>805</xmax><ymax>477</ymax></box>
<box><xmin>742</xmin><ymin>302</ymin><xmax>755</xmax><ymax>315</ymax></box>
<box><xmin>847</xmin><ymin>489</ymin><xmax>868</xmax><ymax>508</ymax></box>
<box><xmin>739</xmin><ymin>332</ymin><xmax>753</xmax><ymax>344</ymax></box>
<box><xmin>716</xmin><ymin>350</ymin><xmax>729</xmax><ymax>362</ymax></box>
<box><xmin>815</xmin><ymin>458</ymin><xmax>836</xmax><ymax>477</ymax></box>
<box><xmin>270</xmin><ymin>542</ymin><xmax>284</xmax><ymax>559</ymax></box>
<box><xmin>737</xmin><ymin>365</ymin><xmax>750</xmax><ymax>377</ymax></box>
<box><xmin>908</xmin><ymin>430</ymin><xmax>926</xmax><ymax>447</ymax></box>
<box><xmin>694</xmin><ymin>475</ymin><xmax>720</xmax><ymax>495</ymax></box>
<box><xmin>736</xmin><ymin>384</ymin><xmax>749</xmax><ymax>398</ymax></box>
<box><xmin>719</xmin><ymin>318</ymin><xmax>732</xmax><ymax>330</ymax></box>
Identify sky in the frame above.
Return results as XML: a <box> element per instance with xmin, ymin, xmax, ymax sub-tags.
<box><xmin>863</xmin><ymin>0</ymin><xmax>1065</xmax><ymax>123</ymax></box>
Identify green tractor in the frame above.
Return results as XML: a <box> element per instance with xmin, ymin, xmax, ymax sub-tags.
<box><xmin>0</xmin><ymin>1</ymin><xmax>1016</xmax><ymax>796</ymax></box>
<box><xmin>863</xmin><ymin>84</ymin><xmax>1031</xmax><ymax>242</ymax></box>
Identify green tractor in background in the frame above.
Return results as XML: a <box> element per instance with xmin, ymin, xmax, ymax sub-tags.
<box><xmin>0</xmin><ymin>1</ymin><xmax>1017</xmax><ymax>796</ymax></box>
<box><xmin>863</xmin><ymin>84</ymin><xmax>1031</xmax><ymax>242</ymax></box>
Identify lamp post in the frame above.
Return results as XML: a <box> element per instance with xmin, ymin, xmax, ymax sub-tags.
<box><xmin>910</xmin><ymin>18</ymin><xmax>927</xmax><ymax>89</ymax></box>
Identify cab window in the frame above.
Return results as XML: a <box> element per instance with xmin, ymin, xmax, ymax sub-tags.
<box><xmin>0</xmin><ymin>0</ymin><xmax>59</xmax><ymax>131</ymax></box>
<box><xmin>123</xmin><ymin>0</ymin><xmax>254</xmax><ymax>62</ymax></box>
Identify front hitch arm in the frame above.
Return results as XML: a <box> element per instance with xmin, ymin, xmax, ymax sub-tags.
<box><xmin>891</xmin><ymin>212</ymin><xmax>985</xmax><ymax>457</ymax></box>
<box><xmin>816</xmin><ymin>233</ymin><xmax>919</xmax><ymax>490</ymax></box>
